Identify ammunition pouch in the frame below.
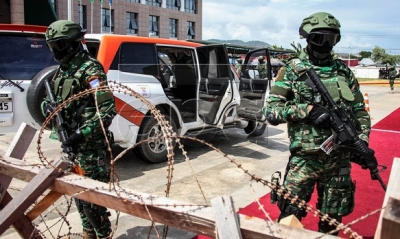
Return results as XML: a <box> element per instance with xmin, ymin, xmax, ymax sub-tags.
<box><xmin>319</xmin><ymin>175</ymin><xmax>355</xmax><ymax>216</ymax></box>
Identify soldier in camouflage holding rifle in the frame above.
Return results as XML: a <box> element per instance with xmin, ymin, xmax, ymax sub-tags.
<box><xmin>265</xmin><ymin>12</ymin><xmax>372</xmax><ymax>234</ymax></box>
<box><xmin>42</xmin><ymin>20</ymin><xmax>116</xmax><ymax>239</ymax></box>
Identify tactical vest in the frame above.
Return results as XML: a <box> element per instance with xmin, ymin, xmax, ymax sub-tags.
<box><xmin>287</xmin><ymin>58</ymin><xmax>355</xmax><ymax>154</ymax></box>
<box><xmin>52</xmin><ymin>53</ymin><xmax>112</xmax><ymax>134</ymax></box>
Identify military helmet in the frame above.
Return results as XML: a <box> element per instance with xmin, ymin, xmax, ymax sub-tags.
<box><xmin>45</xmin><ymin>20</ymin><xmax>85</xmax><ymax>64</ymax></box>
<box><xmin>237</xmin><ymin>58</ymin><xmax>243</xmax><ymax>63</ymax></box>
<box><xmin>299</xmin><ymin>12</ymin><xmax>341</xmax><ymax>47</ymax></box>
<box><xmin>299</xmin><ymin>12</ymin><xmax>341</xmax><ymax>37</ymax></box>
<box><xmin>258</xmin><ymin>56</ymin><xmax>265</xmax><ymax>61</ymax></box>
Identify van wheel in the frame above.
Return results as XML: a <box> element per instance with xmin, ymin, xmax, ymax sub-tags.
<box><xmin>244</xmin><ymin>120</ymin><xmax>266</xmax><ymax>137</ymax></box>
<box><xmin>134</xmin><ymin>114</ymin><xmax>177</xmax><ymax>164</ymax></box>
<box><xmin>26</xmin><ymin>65</ymin><xmax>58</xmax><ymax>129</ymax></box>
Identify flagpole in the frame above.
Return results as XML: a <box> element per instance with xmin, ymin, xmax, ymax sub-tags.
<box><xmin>100</xmin><ymin>0</ymin><xmax>103</xmax><ymax>33</ymax></box>
<box><xmin>109</xmin><ymin>0</ymin><xmax>112</xmax><ymax>33</ymax></box>
<box><xmin>79</xmin><ymin>0</ymin><xmax>82</xmax><ymax>27</ymax></box>
<box><xmin>91</xmin><ymin>1</ymin><xmax>93</xmax><ymax>33</ymax></box>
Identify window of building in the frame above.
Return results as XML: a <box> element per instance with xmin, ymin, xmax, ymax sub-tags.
<box><xmin>184</xmin><ymin>0</ymin><xmax>196</xmax><ymax>13</ymax></box>
<box><xmin>78</xmin><ymin>5</ymin><xmax>87</xmax><ymax>30</ymax></box>
<box><xmin>146</xmin><ymin>0</ymin><xmax>162</xmax><ymax>7</ymax></box>
<box><xmin>125</xmin><ymin>0</ymin><xmax>140</xmax><ymax>2</ymax></box>
<box><xmin>149</xmin><ymin>15</ymin><xmax>159</xmax><ymax>36</ymax></box>
<box><xmin>102</xmin><ymin>8</ymin><xmax>114</xmax><ymax>32</ymax></box>
<box><xmin>126</xmin><ymin>12</ymin><xmax>138</xmax><ymax>34</ymax></box>
<box><xmin>187</xmin><ymin>21</ymin><xmax>195</xmax><ymax>39</ymax></box>
<box><xmin>169</xmin><ymin>18</ymin><xmax>178</xmax><ymax>38</ymax></box>
<box><xmin>166</xmin><ymin>0</ymin><xmax>181</xmax><ymax>10</ymax></box>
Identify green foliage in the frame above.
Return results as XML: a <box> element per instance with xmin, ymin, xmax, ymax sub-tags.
<box><xmin>290</xmin><ymin>41</ymin><xmax>303</xmax><ymax>57</ymax></box>
<box><xmin>372</xmin><ymin>46</ymin><xmax>400</xmax><ymax>66</ymax></box>
<box><xmin>359</xmin><ymin>51</ymin><xmax>372</xmax><ymax>59</ymax></box>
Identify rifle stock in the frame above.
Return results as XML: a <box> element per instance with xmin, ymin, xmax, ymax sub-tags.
<box><xmin>303</xmin><ymin>68</ymin><xmax>387</xmax><ymax>191</ymax></box>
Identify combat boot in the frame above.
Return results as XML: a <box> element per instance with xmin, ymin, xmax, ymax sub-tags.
<box><xmin>83</xmin><ymin>229</ymin><xmax>97</xmax><ymax>239</ymax></box>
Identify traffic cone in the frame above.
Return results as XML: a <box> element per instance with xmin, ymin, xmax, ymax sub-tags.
<box><xmin>364</xmin><ymin>93</ymin><xmax>371</xmax><ymax>116</ymax></box>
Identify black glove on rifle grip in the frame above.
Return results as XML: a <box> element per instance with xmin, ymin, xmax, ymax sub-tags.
<box><xmin>309</xmin><ymin>105</ymin><xmax>331</xmax><ymax>128</ymax></box>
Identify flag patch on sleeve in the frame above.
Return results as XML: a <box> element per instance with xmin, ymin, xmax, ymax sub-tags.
<box><xmin>88</xmin><ymin>78</ymin><xmax>101</xmax><ymax>88</ymax></box>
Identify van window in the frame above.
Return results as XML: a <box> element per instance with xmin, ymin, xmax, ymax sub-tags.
<box><xmin>0</xmin><ymin>33</ymin><xmax>57</xmax><ymax>80</ymax></box>
<box><xmin>110</xmin><ymin>43</ymin><xmax>159</xmax><ymax>76</ymax></box>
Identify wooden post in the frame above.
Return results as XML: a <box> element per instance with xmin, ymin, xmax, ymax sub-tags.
<box><xmin>211</xmin><ymin>195</ymin><xmax>243</xmax><ymax>239</ymax></box>
<box><xmin>0</xmin><ymin>123</ymin><xmax>43</xmax><ymax>238</ymax></box>
<box><xmin>0</xmin><ymin>156</ymin><xmax>69</xmax><ymax>234</ymax></box>
<box><xmin>375</xmin><ymin>158</ymin><xmax>400</xmax><ymax>239</ymax></box>
<box><xmin>381</xmin><ymin>197</ymin><xmax>400</xmax><ymax>239</ymax></box>
<box><xmin>0</xmin><ymin>123</ymin><xmax>36</xmax><ymax>202</ymax></box>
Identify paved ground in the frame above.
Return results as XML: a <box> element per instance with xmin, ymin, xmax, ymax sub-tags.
<box><xmin>0</xmin><ymin>84</ymin><xmax>399</xmax><ymax>239</ymax></box>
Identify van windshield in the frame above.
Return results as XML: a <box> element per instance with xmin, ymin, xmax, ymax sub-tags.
<box><xmin>0</xmin><ymin>33</ymin><xmax>57</xmax><ymax>80</ymax></box>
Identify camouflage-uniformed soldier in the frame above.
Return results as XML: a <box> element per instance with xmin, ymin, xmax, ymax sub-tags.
<box><xmin>388</xmin><ymin>66</ymin><xmax>397</xmax><ymax>93</ymax></box>
<box><xmin>265</xmin><ymin>12</ymin><xmax>372</xmax><ymax>234</ymax></box>
<box><xmin>235</xmin><ymin>58</ymin><xmax>243</xmax><ymax>75</ymax></box>
<box><xmin>257</xmin><ymin>56</ymin><xmax>268</xmax><ymax>78</ymax></box>
<box><xmin>43</xmin><ymin>20</ymin><xmax>116</xmax><ymax>239</ymax></box>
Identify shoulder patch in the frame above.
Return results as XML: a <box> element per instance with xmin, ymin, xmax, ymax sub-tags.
<box><xmin>88</xmin><ymin>76</ymin><xmax>101</xmax><ymax>88</ymax></box>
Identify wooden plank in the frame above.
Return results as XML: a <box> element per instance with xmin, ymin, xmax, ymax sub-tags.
<box><xmin>0</xmin><ymin>123</ymin><xmax>36</xmax><ymax>202</ymax></box>
<box><xmin>375</xmin><ymin>158</ymin><xmax>400</xmax><ymax>239</ymax></box>
<box><xmin>381</xmin><ymin>197</ymin><xmax>400</xmax><ymax>239</ymax></box>
<box><xmin>4</xmin><ymin>122</ymin><xmax>37</xmax><ymax>159</ymax></box>
<box><xmin>0</xmin><ymin>156</ymin><xmax>69</xmax><ymax>235</ymax></box>
<box><xmin>0</xmin><ymin>191</ymin><xmax>42</xmax><ymax>239</ymax></box>
<box><xmin>0</xmin><ymin>155</ymin><xmax>340</xmax><ymax>239</ymax></box>
<box><xmin>26</xmin><ymin>190</ymin><xmax>63</xmax><ymax>221</ymax></box>
<box><xmin>210</xmin><ymin>195</ymin><xmax>243</xmax><ymax>239</ymax></box>
<box><xmin>0</xmin><ymin>123</ymin><xmax>42</xmax><ymax>239</ymax></box>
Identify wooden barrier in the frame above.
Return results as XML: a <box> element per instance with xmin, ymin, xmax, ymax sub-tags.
<box><xmin>0</xmin><ymin>123</ymin><xmax>341</xmax><ymax>239</ymax></box>
<box><xmin>375</xmin><ymin>157</ymin><xmax>400</xmax><ymax>239</ymax></box>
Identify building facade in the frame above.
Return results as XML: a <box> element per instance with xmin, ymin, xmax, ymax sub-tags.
<box><xmin>0</xmin><ymin>0</ymin><xmax>202</xmax><ymax>40</ymax></box>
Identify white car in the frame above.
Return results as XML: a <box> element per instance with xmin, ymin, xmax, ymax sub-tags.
<box><xmin>1</xmin><ymin>24</ymin><xmax>277</xmax><ymax>163</ymax></box>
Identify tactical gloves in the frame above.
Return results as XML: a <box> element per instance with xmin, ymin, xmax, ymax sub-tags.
<box><xmin>309</xmin><ymin>105</ymin><xmax>331</xmax><ymax>128</ymax></box>
<box><xmin>62</xmin><ymin>129</ymin><xmax>85</xmax><ymax>152</ymax></box>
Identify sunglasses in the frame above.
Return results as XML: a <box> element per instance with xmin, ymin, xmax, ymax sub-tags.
<box><xmin>308</xmin><ymin>32</ymin><xmax>340</xmax><ymax>47</ymax></box>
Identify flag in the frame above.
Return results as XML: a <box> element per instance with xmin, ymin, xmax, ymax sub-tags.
<box><xmin>100</xmin><ymin>0</ymin><xmax>103</xmax><ymax>3</ymax></box>
<box><xmin>109</xmin><ymin>0</ymin><xmax>112</xmax><ymax>3</ymax></box>
<box><xmin>90</xmin><ymin>0</ymin><xmax>94</xmax><ymax>3</ymax></box>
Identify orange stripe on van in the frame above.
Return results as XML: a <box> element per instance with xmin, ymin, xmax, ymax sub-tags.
<box><xmin>114</xmin><ymin>97</ymin><xmax>145</xmax><ymax>126</ymax></box>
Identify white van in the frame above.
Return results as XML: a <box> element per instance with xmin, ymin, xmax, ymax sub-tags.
<box><xmin>1</xmin><ymin>24</ymin><xmax>282</xmax><ymax>163</ymax></box>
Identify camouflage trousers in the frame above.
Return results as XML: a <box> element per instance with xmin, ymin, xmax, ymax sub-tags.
<box><xmin>389</xmin><ymin>79</ymin><xmax>395</xmax><ymax>90</ymax></box>
<box><xmin>281</xmin><ymin>151</ymin><xmax>355</xmax><ymax>232</ymax></box>
<box><xmin>75</xmin><ymin>141</ymin><xmax>112</xmax><ymax>238</ymax></box>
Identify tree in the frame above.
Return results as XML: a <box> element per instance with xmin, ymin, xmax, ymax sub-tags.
<box><xmin>359</xmin><ymin>51</ymin><xmax>372</xmax><ymax>59</ymax></box>
<box><xmin>372</xmin><ymin>46</ymin><xmax>400</xmax><ymax>66</ymax></box>
<box><xmin>290</xmin><ymin>41</ymin><xmax>303</xmax><ymax>57</ymax></box>
<box><xmin>372</xmin><ymin>46</ymin><xmax>386</xmax><ymax>63</ymax></box>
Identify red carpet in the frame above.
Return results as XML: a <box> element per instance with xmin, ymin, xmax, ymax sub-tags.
<box><xmin>373</xmin><ymin>107</ymin><xmax>400</xmax><ymax>131</ymax></box>
<box><xmin>193</xmin><ymin>108</ymin><xmax>400</xmax><ymax>239</ymax></box>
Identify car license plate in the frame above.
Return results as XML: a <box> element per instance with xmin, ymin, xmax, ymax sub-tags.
<box><xmin>0</xmin><ymin>101</ymin><xmax>13</xmax><ymax>112</ymax></box>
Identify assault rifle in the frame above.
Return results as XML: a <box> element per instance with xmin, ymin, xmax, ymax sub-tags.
<box><xmin>43</xmin><ymin>68</ymin><xmax>75</xmax><ymax>159</ymax></box>
<box><xmin>301</xmin><ymin>68</ymin><xmax>387</xmax><ymax>191</ymax></box>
